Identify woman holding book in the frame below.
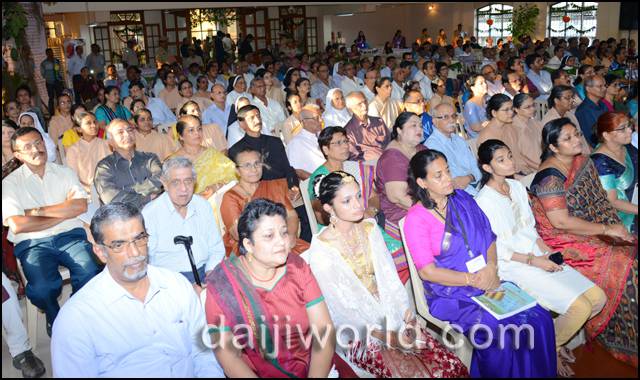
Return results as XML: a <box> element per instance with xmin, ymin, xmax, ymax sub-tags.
<box><xmin>402</xmin><ymin>149</ymin><xmax>557</xmax><ymax>377</ymax></box>
<box><xmin>475</xmin><ymin>139</ymin><xmax>606</xmax><ymax>377</ymax></box>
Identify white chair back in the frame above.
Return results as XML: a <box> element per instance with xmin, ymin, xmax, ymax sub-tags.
<box><xmin>398</xmin><ymin>217</ymin><xmax>473</xmax><ymax>369</ymax></box>
<box><xmin>300</xmin><ymin>178</ymin><xmax>319</xmax><ymax>235</ymax></box>
<box><xmin>208</xmin><ymin>180</ymin><xmax>238</xmax><ymax>236</ymax></box>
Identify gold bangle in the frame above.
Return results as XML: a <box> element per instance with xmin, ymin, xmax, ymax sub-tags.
<box><xmin>527</xmin><ymin>253</ymin><xmax>533</xmax><ymax>265</ymax></box>
<box><xmin>601</xmin><ymin>224</ymin><xmax>607</xmax><ymax>235</ymax></box>
<box><xmin>464</xmin><ymin>273</ymin><xmax>470</xmax><ymax>286</ymax></box>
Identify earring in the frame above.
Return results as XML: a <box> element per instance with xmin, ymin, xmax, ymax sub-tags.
<box><xmin>330</xmin><ymin>214</ymin><xmax>338</xmax><ymax>229</ymax></box>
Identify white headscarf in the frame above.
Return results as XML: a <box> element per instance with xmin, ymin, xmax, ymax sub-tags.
<box><xmin>331</xmin><ymin>62</ymin><xmax>344</xmax><ymax>88</ymax></box>
<box><xmin>18</xmin><ymin>112</ymin><xmax>57</xmax><ymax>162</ymax></box>
<box><xmin>322</xmin><ymin>88</ymin><xmax>352</xmax><ymax>127</ymax></box>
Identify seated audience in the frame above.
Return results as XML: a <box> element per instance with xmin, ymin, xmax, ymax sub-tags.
<box><xmin>286</xmin><ymin>105</ymin><xmax>325</xmax><ymax>180</ymax></box>
<box><xmin>142</xmin><ymin>157</ymin><xmax>225</xmax><ymax>283</ymax></box>
<box><xmin>202</xmin><ymin>83</ymin><xmax>231</xmax><ymax>138</ymax></box>
<box><xmin>529</xmin><ymin>118</ymin><xmax>637</xmax><ymax>367</ymax></box>
<box><xmin>176</xmin><ymin>79</ymin><xmax>212</xmax><ymax>117</ymax></box>
<box><xmin>403</xmin><ymin>89</ymin><xmax>434</xmax><ymax>141</ymax></box>
<box><xmin>226</xmin><ymin>97</ymin><xmax>252</xmax><ymax>147</ymax></box>
<box><xmin>178</xmin><ymin>101</ymin><xmax>227</xmax><ymax>153</ymax></box>
<box><xmin>575</xmin><ymin>75</ymin><xmax>608</xmax><ymax>146</ymax></box>
<box><xmin>322</xmin><ymin>88</ymin><xmax>351</xmax><ymax>128</ymax></box>
<box><xmin>51</xmin><ymin>202</ymin><xmax>224</xmax><ymax>377</ymax></box>
<box><xmin>526</xmin><ymin>54</ymin><xmax>553</xmax><ymax>101</ymax></box>
<box><xmin>128</xmin><ymin>81</ymin><xmax>177</xmax><ymax>130</ymax></box>
<box><xmin>133</xmin><ymin>108</ymin><xmax>175</xmax><ymax>161</ymax></box>
<box><xmin>303</xmin><ymin>171</ymin><xmax>468</xmax><ymax>378</ymax></box>
<box><xmin>95</xmin><ymin>86</ymin><xmax>132</xmax><ymax>130</ymax></box>
<box><xmin>475</xmin><ymin>139</ymin><xmax>606</xmax><ymax>377</ymax></box>
<box><xmin>403</xmin><ymin>149</ymin><xmax>557</xmax><ymax>377</ymax></box>
<box><xmin>225</xmin><ymin>75</ymin><xmax>250</xmax><ymax>108</ymax></box>
<box><xmin>47</xmin><ymin>93</ymin><xmax>74</xmax><ymax>142</ymax></box>
<box><xmin>94</xmin><ymin>119</ymin><xmax>163</xmax><ymax>210</ymax></box>
<box><xmin>168</xmin><ymin>115</ymin><xmax>236</xmax><ymax>199</ymax></box>
<box><xmin>428</xmin><ymin>77</ymin><xmax>456</xmax><ymax>112</ymax></box>
<box><xmin>462</xmin><ymin>74</ymin><xmax>489</xmax><ymax>139</ymax></box>
<box><xmin>375</xmin><ymin>112</ymin><xmax>426</xmax><ymax>282</ymax></box>
<box><xmin>2</xmin><ymin>119</ymin><xmax>19</xmax><ymax>173</ymax></box>
<box><xmin>591</xmin><ymin>112</ymin><xmax>638</xmax><ymax>233</ymax></box>
<box><xmin>60</xmin><ymin>104</ymin><xmax>88</xmax><ymax>150</ymax></box>
<box><xmin>221</xmin><ymin>148</ymin><xmax>310</xmax><ymax>256</ymax></box>
<box><xmin>205</xmin><ymin>199</ymin><xmax>334</xmax><ymax>377</ymax></box>
<box><xmin>15</xmin><ymin>85</ymin><xmax>45</xmax><ymax>127</ymax></box>
<box><xmin>158</xmin><ymin>70</ymin><xmax>183</xmax><ymax>113</ymax></box>
<box><xmin>478</xmin><ymin>94</ymin><xmax>534</xmax><ymax>176</ymax></box>
<box><xmin>250</xmin><ymin>77</ymin><xmax>287</xmax><ymax>137</ymax></box>
<box><xmin>340</xmin><ymin>61</ymin><xmax>365</xmax><ymax>96</ymax></box>
<box><xmin>511</xmin><ymin>93</ymin><xmax>544</xmax><ymax>171</ymax></box>
<box><xmin>2</xmin><ymin>127</ymin><xmax>100</xmax><ymax>335</ymax></box>
<box><xmin>345</xmin><ymin>91</ymin><xmax>390</xmax><ymax>161</ymax></box>
<box><xmin>426</xmin><ymin>103</ymin><xmax>481</xmax><ymax>195</ymax></box>
<box><xmin>310</xmin><ymin>62</ymin><xmax>332</xmax><ymax>106</ymax></box>
<box><xmin>282</xmin><ymin>93</ymin><xmax>304</xmax><ymax>144</ymax></box>
<box><xmin>368</xmin><ymin>77</ymin><xmax>402</xmax><ymax>130</ymax></box>
<box><xmin>17</xmin><ymin>112</ymin><xmax>56</xmax><ymax>162</ymax></box>
<box><xmin>542</xmin><ymin>85</ymin><xmax>591</xmax><ymax>154</ymax></box>
<box><xmin>65</xmin><ymin>111</ymin><xmax>111</xmax><ymax>192</ymax></box>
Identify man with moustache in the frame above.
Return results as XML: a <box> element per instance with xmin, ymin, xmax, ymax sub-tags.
<box><xmin>51</xmin><ymin>202</ymin><xmax>224</xmax><ymax>377</ymax></box>
<box><xmin>2</xmin><ymin>127</ymin><xmax>100</xmax><ymax>336</ymax></box>
<box><xmin>142</xmin><ymin>157</ymin><xmax>225</xmax><ymax>285</ymax></box>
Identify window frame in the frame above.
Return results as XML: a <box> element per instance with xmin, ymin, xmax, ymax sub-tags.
<box><xmin>547</xmin><ymin>2</ymin><xmax>598</xmax><ymax>42</ymax></box>
<box><xmin>475</xmin><ymin>3</ymin><xmax>513</xmax><ymax>47</ymax></box>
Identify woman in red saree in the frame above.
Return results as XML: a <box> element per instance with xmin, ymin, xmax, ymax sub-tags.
<box><xmin>529</xmin><ymin>117</ymin><xmax>637</xmax><ymax>367</ymax></box>
<box><xmin>220</xmin><ymin>147</ymin><xmax>310</xmax><ymax>257</ymax></box>
<box><xmin>205</xmin><ymin>198</ymin><xmax>335</xmax><ymax>377</ymax></box>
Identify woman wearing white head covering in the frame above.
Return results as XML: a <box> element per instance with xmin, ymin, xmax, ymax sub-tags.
<box><xmin>225</xmin><ymin>75</ymin><xmax>251</xmax><ymax>109</ymax></box>
<box><xmin>18</xmin><ymin>112</ymin><xmax>57</xmax><ymax>162</ymax></box>
<box><xmin>322</xmin><ymin>88</ymin><xmax>352</xmax><ymax>127</ymax></box>
<box><xmin>226</xmin><ymin>96</ymin><xmax>252</xmax><ymax>147</ymax></box>
<box><xmin>331</xmin><ymin>62</ymin><xmax>344</xmax><ymax>89</ymax></box>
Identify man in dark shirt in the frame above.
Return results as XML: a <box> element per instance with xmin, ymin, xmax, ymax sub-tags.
<box><xmin>94</xmin><ymin>119</ymin><xmax>163</xmax><ymax>210</ymax></box>
<box><xmin>228</xmin><ymin>105</ymin><xmax>311</xmax><ymax>241</ymax></box>
<box><xmin>575</xmin><ymin>75</ymin><xmax>608</xmax><ymax>147</ymax></box>
<box><xmin>344</xmin><ymin>91</ymin><xmax>390</xmax><ymax>161</ymax></box>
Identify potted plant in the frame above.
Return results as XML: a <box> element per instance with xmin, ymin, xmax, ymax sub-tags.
<box><xmin>510</xmin><ymin>4</ymin><xmax>540</xmax><ymax>44</ymax></box>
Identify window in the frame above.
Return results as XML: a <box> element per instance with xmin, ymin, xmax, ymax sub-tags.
<box><xmin>475</xmin><ymin>4</ymin><xmax>513</xmax><ymax>46</ymax></box>
<box><xmin>239</xmin><ymin>8</ymin><xmax>269</xmax><ymax>53</ymax></box>
<box><xmin>190</xmin><ymin>9</ymin><xmax>219</xmax><ymax>42</ymax></box>
<box><xmin>548</xmin><ymin>2</ymin><xmax>597</xmax><ymax>42</ymax></box>
<box><xmin>145</xmin><ymin>24</ymin><xmax>161</xmax><ymax>67</ymax></box>
<box><xmin>163</xmin><ymin>10</ymin><xmax>190</xmax><ymax>60</ymax></box>
<box><xmin>93</xmin><ymin>26</ymin><xmax>112</xmax><ymax>65</ymax></box>
<box><xmin>305</xmin><ymin>17</ymin><xmax>318</xmax><ymax>55</ymax></box>
<box><xmin>269</xmin><ymin>18</ymin><xmax>280</xmax><ymax>51</ymax></box>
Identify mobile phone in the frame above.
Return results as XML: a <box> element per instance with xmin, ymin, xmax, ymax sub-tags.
<box><xmin>549</xmin><ymin>252</ymin><xmax>564</xmax><ymax>265</ymax></box>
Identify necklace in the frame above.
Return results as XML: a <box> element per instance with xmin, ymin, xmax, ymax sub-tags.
<box><xmin>491</xmin><ymin>180</ymin><xmax>511</xmax><ymax>198</ymax></box>
<box><xmin>240</xmin><ymin>255</ymin><xmax>277</xmax><ymax>282</ymax></box>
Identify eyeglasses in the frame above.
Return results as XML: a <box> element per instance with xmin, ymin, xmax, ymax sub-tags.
<box><xmin>236</xmin><ymin>161</ymin><xmax>263</xmax><ymax>170</ymax></box>
<box><xmin>433</xmin><ymin>114</ymin><xmax>456</xmax><ymax>120</ymax></box>
<box><xmin>520</xmin><ymin>104</ymin><xmax>535</xmax><ymax>110</ymax></box>
<box><xmin>102</xmin><ymin>233</ymin><xmax>149</xmax><ymax>253</ymax></box>
<box><xmin>613</xmin><ymin>123</ymin><xmax>633</xmax><ymax>132</ymax></box>
<box><xmin>15</xmin><ymin>139</ymin><xmax>44</xmax><ymax>153</ymax></box>
<box><xmin>329</xmin><ymin>139</ymin><xmax>350</xmax><ymax>146</ymax></box>
<box><xmin>168</xmin><ymin>178</ymin><xmax>195</xmax><ymax>188</ymax></box>
<box><xmin>406</xmin><ymin>99</ymin><xmax>425</xmax><ymax>104</ymax></box>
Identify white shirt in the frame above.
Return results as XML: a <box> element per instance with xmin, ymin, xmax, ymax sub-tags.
<box><xmin>340</xmin><ymin>76</ymin><xmax>364</xmax><ymax>97</ymax></box>
<box><xmin>380</xmin><ymin>66</ymin><xmax>392</xmax><ymax>79</ymax></box>
<box><xmin>2</xmin><ymin>163</ymin><xmax>87</xmax><ymax>244</ymax></box>
<box><xmin>146</xmin><ymin>97</ymin><xmax>178</xmax><ymax>126</ymax></box>
<box><xmin>486</xmin><ymin>79</ymin><xmax>506</xmax><ymax>97</ymax></box>
<box><xmin>251</xmin><ymin>96</ymin><xmax>286</xmax><ymax>137</ymax></box>
<box><xmin>67</xmin><ymin>54</ymin><xmax>85</xmax><ymax>77</ymax></box>
<box><xmin>362</xmin><ymin>85</ymin><xmax>376</xmax><ymax>103</ymax></box>
<box><xmin>414</xmin><ymin>71</ymin><xmax>434</xmax><ymax>100</ymax></box>
<box><xmin>202</xmin><ymin>103</ymin><xmax>231</xmax><ymax>137</ymax></box>
<box><xmin>310</xmin><ymin>79</ymin><xmax>332</xmax><ymax>107</ymax></box>
<box><xmin>51</xmin><ymin>265</ymin><xmax>224</xmax><ymax>378</ymax></box>
<box><xmin>391</xmin><ymin>80</ymin><xmax>404</xmax><ymax>101</ymax></box>
<box><xmin>226</xmin><ymin>121</ymin><xmax>245</xmax><ymax>147</ymax></box>
<box><xmin>546</xmin><ymin>56</ymin><xmax>562</xmax><ymax>70</ymax></box>
<box><xmin>142</xmin><ymin>192</ymin><xmax>225</xmax><ymax>274</ymax></box>
<box><xmin>286</xmin><ymin>129</ymin><xmax>325</xmax><ymax>174</ymax></box>
<box><xmin>526</xmin><ymin>69</ymin><xmax>553</xmax><ymax>101</ymax></box>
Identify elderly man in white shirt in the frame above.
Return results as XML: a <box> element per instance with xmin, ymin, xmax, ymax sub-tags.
<box><xmin>128</xmin><ymin>81</ymin><xmax>177</xmax><ymax>131</ymax></box>
<box><xmin>51</xmin><ymin>202</ymin><xmax>224</xmax><ymax>378</ymax></box>
<box><xmin>202</xmin><ymin>83</ymin><xmax>231</xmax><ymax>137</ymax></box>
<box><xmin>249</xmin><ymin>77</ymin><xmax>286</xmax><ymax>137</ymax></box>
<box><xmin>142</xmin><ymin>157</ymin><xmax>225</xmax><ymax>284</ymax></box>
<box><xmin>340</xmin><ymin>61</ymin><xmax>364</xmax><ymax>97</ymax></box>
<box><xmin>390</xmin><ymin>66</ymin><xmax>406</xmax><ymax>101</ymax></box>
<box><xmin>286</xmin><ymin>105</ymin><xmax>325</xmax><ymax>180</ymax></box>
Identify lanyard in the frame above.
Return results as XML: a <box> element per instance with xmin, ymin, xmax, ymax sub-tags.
<box><xmin>433</xmin><ymin>199</ymin><xmax>475</xmax><ymax>259</ymax></box>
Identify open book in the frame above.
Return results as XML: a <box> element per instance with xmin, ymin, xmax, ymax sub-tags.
<box><xmin>471</xmin><ymin>282</ymin><xmax>537</xmax><ymax>320</ymax></box>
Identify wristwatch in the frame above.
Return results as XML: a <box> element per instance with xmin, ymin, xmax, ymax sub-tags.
<box><xmin>32</xmin><ymin>207</ymin><xmax>42</xmax><ymax>217</ymax></box>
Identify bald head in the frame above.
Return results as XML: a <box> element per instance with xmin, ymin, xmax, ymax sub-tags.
<box><xmin>300</xmin><ymin>104</ymin><xmax>322</xmax><ymax>134</ymax></box>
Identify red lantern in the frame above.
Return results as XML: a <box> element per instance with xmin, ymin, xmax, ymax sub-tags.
<box><xmin>487</xmin><ymin>19</ymin><xmax>494</xmax><ymax>26</ymax></box>
<box><xmin>562</xmin><ymin>15</ymin><xmax>571</xmax><ymax>23</ymax></box>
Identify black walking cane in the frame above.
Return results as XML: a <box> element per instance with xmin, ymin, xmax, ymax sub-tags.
<box><xmin>173</xmin><ymin>235</ymin><xmax>202</xmax><ymax>287</ymax></box>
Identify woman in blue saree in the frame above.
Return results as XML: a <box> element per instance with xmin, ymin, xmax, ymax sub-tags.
<box><xmin>402</xmin><ymin>149</ymin><xmax>557</xmax><ymax>377</ymax></box>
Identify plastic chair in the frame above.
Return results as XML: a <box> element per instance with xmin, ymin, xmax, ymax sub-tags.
<box><xmin>398</xmin><ymin>217</ymin><xmax>473</xmax><ymax>370</ymax></box>
<box><xmin>208</xmin><ymin>180</ymin><xmax>238</xmax><ymax>236</ymax></box>
<box><xmin>16</xmin><ymin>260</ymin><xmax>70</xmax><ymax>350</ymax></box>
<box><xmin>299</xmin><ymin>178</ymin><xmax>319</xmax><ymax>235</ymax></box>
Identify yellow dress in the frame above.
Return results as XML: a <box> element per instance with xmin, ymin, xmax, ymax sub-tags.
<box><xmin>61</xmin><ymin>128</ymin><xmax>81</xmax><ymax>148</ymax></box>
<box><xmin>169</xmin><ymin>148</ymin><xmax>237</xmax><ymax>193</ymax></box>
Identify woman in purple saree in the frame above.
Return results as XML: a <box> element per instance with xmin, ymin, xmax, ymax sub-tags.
<box><xmin>403</xmin><ymin>149</ymin><xmax>557</xmax><ymax>377</ymax></box>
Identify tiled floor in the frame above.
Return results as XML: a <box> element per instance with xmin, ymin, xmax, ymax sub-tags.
<box><xmin>3</xmin><ymin>284</ymin><xmax>637</xmax><ymax>378</ymax></box>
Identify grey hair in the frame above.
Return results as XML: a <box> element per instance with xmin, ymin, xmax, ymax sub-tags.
<box><xmin>161</xmin><ymin>156</ymin><xmax>197</xmax><ymax>180</ymax></box>
<box><xmin>90</xmin><ymin>202</ymin><xmax>145</xmax><ymax>245</ymax></box>
<box><xmin>345</xmin><ymin>91</ymin><xmax>365</xmax><ymax>109</ymax></box>
<box><xmin>584</xmin><ymin>75</ymin><xmax>602</xmax><ymax>88</ymax></box>
<box><xmin>105</xmin><ymin>118</ymin><xmax>131</xmax><ymax>140</ymax></box>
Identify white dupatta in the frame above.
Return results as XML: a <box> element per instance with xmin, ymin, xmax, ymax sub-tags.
<box><xmin>302</xmin><ymin>219</ymin><xmax>410</xmax><ymax>355</ymax></box>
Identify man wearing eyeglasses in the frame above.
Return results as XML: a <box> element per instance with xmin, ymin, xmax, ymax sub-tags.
<box><xmin>425</xmin><ymin>103</ymin><xmax>482</xmax><ymax>196</ymax></box>
<box><xmin>51</xmin><ymin>202</ymin><xmax>224</xmax><ymax>377</ymax></box>
<box><xmin>142</xmin><ymin>157</ymin><xmax>224</xmax><ymax>286</ymax></box>
<box><xmin>286</xmin><ymin>105</ymin><xmax>326</xmax><ymax>180</ymax></box>
<box><xmin>481</xmin><ymin>64</ymin><xmax>505</xmax><ymax>97</ymax></box>
<box><xmin>2</xmin><ymin>127</ymin><xmax>100</xmax><ymax>336</ymax></box>
<box><xmin>575</xmin><ymin>75</ymin><xmax>609</xmax><ymax>147</ymax></box>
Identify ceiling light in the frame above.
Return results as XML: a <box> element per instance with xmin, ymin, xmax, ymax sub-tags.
<box><xmin>336</xmin><ymin>13</ymin><xmax>354</xmax><ymax>17</ymax></box>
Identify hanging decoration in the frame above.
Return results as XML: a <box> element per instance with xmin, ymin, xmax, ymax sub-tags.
<box><xmin>549</xmin><ymin>25</ymin><xmax>596</xmax><ymax>34</ymax></box>
<box><xmin>486</xmin><ymin>18</ymin><xmax>494</xmax><ymax>26</ymax></box>
<box><xmin>562</xmin><ymin>15</ymin><xmax>571</xmax><ymax>23</ymax></box>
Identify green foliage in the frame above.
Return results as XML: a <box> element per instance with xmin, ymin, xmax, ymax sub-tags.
<box><xmin>190</xmin><ymin>8</ymin><xmax>237</xmax><ymax>29</ymax></box>
<box><xmin>2</xmin><ymin>2</ymin><xmax>28</xmax><ymax>44</ymax></box>
<box><xmin>510</xmin><ymin>4</ymin><xmax>540</xmax><ymax>44</ymax></box>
